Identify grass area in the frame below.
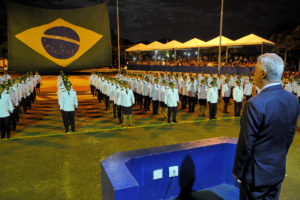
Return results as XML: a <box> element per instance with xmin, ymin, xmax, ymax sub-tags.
<box><xmin>0</xmin><ymin>75</ymin><xmax>299</xmax><ymax>200</ymax></box>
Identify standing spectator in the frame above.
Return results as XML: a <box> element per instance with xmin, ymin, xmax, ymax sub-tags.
<box><xmin>233</xmin><ymin>53</ymin><xmax>299</xmax><ymax>200</ymax></box>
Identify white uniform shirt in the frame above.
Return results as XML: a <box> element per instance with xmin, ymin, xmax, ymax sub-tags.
<box><xmin>165</xmin><ymin>88</ymin><xmax>179</xmax><ymax>107</ymax></box>
<box><xmin>110</xmin><ymin>84</ymin><xmax>117</xmax><ymax>101</ymax></box>
<box><xmin>198</xmin><ymin>85</ymin><xmax>207</xmax><ymax>100</ymax></box>
<box><xmin>114</xmin><ymin>87</ymin><xmax>122</xmax><ymax>105</ymax></box>
<box><xmin>207</xmin><ymin>87</ymin><xmax>218</xmax><ymax>103</ymax></box>
<box><xmin>292</xmin><ymin>81</ymin><xmax>298</xmax><ymax>93</ymax></box>
<box><xmin>118</xmin><ymin>89</ymin><xmax>135</xmax><ymax>107</ymax></box>
<box><xmin>34</xmin><ymin>75</ymin><xmax>42</xmax><ymax>84</ymax></box>
<box><xmin>137</xmin><ymin>80</ymin><xmax>143</xmax><ymax>94</ymax></box>
<box><xmin>285</xmin><ymin>83</ymin><xmax>293</xmax><ymax>93</ymax></box>
<box><xmin>233</xmin><ymin>86</ymin><xmax>244</xmax><ymax>102</ymax></box>
<box><xmin>150</xmin><ymin>84</ymin><xmax>160</xmax><ymax>101</ymax></box>
<box><xmin>142</xmin><ymin>82</ymin><xmax>151</xmax><ymax>96</ymax></box>
<box><xmin>297</xmin><ymin>85</ymin><xmax>300</xmax><ymax>98</ymax></box>
<box><xmin>187</xmin><ymin>82</ymin><xmax>197</xmax><ymax>97</ymax></box>
<box><xmin>221</xmin><ymin>84</ymin><xmax>231</xmax><ymax>97</ymax></box>
<box><xmin>180</xmin><ymin>81</ymin><xmax>188</xmax><ymax>96</ymax></box>
<box><xmin>244</xmin><ymin>83</ymin><xmax>253</xmax><ymax>96</ymax></box>
<box><xmin>9</xmin><ymin>89</ymin><xmax>19</xmax><ymax>108</ymax></box>
<box><xmin>0</xmin><ymin>92</ymin><xmax>14</xmax><ymax>118</ymax></box>
<box><xmin>159</xmin><ymin>86</ymin><xmax>167</xmax><ymax>102</ymax></box>
<box><xmin>59</xmin><ymin>90</ymin><xmax>78</xmax><ymax>112</ymax></box>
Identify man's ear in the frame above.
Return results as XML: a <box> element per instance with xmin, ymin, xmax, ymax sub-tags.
<box><xmin>262</xmin><ymin>70</ymin><xmax>267</xmax><ymax>80</ymax></box>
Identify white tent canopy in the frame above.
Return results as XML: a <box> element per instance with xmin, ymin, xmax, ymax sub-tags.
<box><xmin>159</xmin><ymin>40</ymin><xmax>184</xmax><ymax>50</ymax></box>
<box><xmin>229</xmin><ymin>34</ymin><xmax>275</xmax><ymax>46</ymax></box>
<box><xmin>142</xmin><ymin>41</ymin><xmax>165</xmax><ymax>51</ymax></box>
<box><xmin>125</xmin><ymin>43</ymin><xmax>147</xmax><ymax>52</ymax></box>
<box><xmin>205</xmin><ymin>36</ymin><xmax>234</xmax><ymax>47</ymax></box>
<box><xmin>180</xmin><ymin>38</ymin><xmax>207</xmax><ymax>48</ymax></box>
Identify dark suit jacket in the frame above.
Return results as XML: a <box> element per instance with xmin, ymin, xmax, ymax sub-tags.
<box><xmin>233</xmin><ymin>84</ymin><xmax>299</xmax><ymax>187</ymax></box>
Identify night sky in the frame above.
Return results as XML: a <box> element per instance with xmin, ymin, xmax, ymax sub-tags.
<box><xmin>1</xmin><ymin>0</ymin><xmax>300</xmax><ymax>43</ymax></box>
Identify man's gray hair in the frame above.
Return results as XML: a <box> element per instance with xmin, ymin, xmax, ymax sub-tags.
<box><xmin>257</xmin><ymin>53</ymin><xmax>284</xmax><ymax>81</ymax></box>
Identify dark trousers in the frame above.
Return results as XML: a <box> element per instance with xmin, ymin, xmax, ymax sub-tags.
<box><xmin>134</xmin><ymin>92</ymin><xmax>138</xmax><ymax>105</ymax></box>
<box><xmin>63</xmin><ymin>111</ymin><xmax>75</xmax><ymax>132</ymax></box>
<box><xmin>138</xmin><ymin>94</ymin><xmax>143</xmax><ymax>108</ymax></box>
<box><xmin>113</xmin><ymin>104</ymin><xmax>117</xmax><ymax>118</ymax></box>
<box><xmin>90</xmin><ymin>85</ymin><xmax>95</xmax><ymax>96</ymax></box>
<box><xmin>234</xmin><ymin>101</ymin><xmax>242</xmax><ymax>116</ymax></box>
<box><xmin>97</xmin><ymin>89</ymin><xmax>102</xmax><ymax>102</ymax></box>
<box><xmin>30</xmin><ymin>92</ymin><xmax>35</xmax><ymax>103</ymax></box>
<box><xmin>10</xmin><ymin>108</ymin><xmax>19</xmax><ymax>131</ymax></box>
<box><xmin>117</xmin><ymin>106</ymin><xmax>122</xmax><ymax>124</ymax></box>
<box><xmin>105</xmin><ymin>96</ymin><xmax>110</xmax><ymax>110</ymax></box>
<box><xmin>240</xmin><ymin>182</ymin><xmax>282</xmax><ymax>200</ymax></box>
<box><xmin>209</xmin><ymin>103</ymin><xmax>217</xmax><ymax>119</ymax></box>
<box><xmin>246</xmin><ymin>95</ymin><xmax>252</xmax><ymax>101</ymax></box>
<box><xmin>22</xmin><ymin>97</ymin><xmax>30</xmax><ymax>113</ymax></box>
<box><xmin>168</xmin><ymin>106</ymin><xmax>177</xmax><ymax>123</ymax></box>
<box><xmin>181</xmin><ymin>95</ymin><xmax>187</xmax><ymax>109</ymax></box>
<box><xmin>188</xmin><ymin>96</ymin><xmax>196</xmax><ymax>112</ymax></box>
<box><xmin>152</xmin><ymin>100</ymin><xmax>159</xmax><ymax>115</ymax></box>
<box><xmin>144</xmin><ymin>96</ymin><xmax>151</xmax><ymax>111</ymax></box>
<box><xmin>0</xmin><ymin>117</ymin><xmax>11</xmax><ymax>139</ymax></box>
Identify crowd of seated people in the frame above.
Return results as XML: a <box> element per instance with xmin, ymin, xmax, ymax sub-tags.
<box><xmin>128</xmin><ymin>54</ymin><xmax>257</xmax><ymax>67</ymax></box>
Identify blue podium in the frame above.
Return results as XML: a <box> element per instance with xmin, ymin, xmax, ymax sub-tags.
<box><xmin>101</xmin><ymin>137</ymin><xmax>240</xmax><ymax>200</ymax></box>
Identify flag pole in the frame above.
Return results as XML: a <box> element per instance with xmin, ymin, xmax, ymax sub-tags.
<box><xmin>117</xmin><ymin>0</ymin><xmax>121</xmax><ymax>74</ymax></box>
<box><xmin>218</xmin><ymin>0</ymin><xmax>224</xmax><ymax>74</ymax></box>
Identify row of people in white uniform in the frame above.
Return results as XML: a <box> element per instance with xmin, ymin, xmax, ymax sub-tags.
<box><xmin>0</xmin><ymin>72</ymin><xmax>41</xmax><ymax>139</ymax></box>
<box><xmin>114</xmin><ymin>73</ymin><xmax>248</xmax><ymax>119</ymax></box>
<box><xmin>89</xmin><ymin>72</ymin><xmax>244</xmax><ymax>122</ymax></box>
<box><xmin>57</xmin><ymin>73</ymin><xmax>78</xmax><ymax>133</ymax></box>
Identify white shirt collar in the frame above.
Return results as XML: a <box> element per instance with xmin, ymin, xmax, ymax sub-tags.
<box><xmin>261</xmin><ymin>82</ymin><xmax>281</xmax><ymax>91</ymax></box>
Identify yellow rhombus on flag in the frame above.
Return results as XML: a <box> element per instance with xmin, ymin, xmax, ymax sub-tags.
<box><xmin>15</xmin><ymin>18</ymin><xmax>103</xmax><ymax>67</ymax></box>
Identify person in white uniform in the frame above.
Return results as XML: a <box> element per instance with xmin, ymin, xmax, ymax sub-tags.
<box><xmin>165</xmin><ymin>82</ymin><xmax>179</xmax><ymax>123</ymax></box>
<box><xmin>118</xmin><ymin>81</ymin><xmax>135</xmax><ymax>127</ymax></box>
<box><xmin>0</xmin><ymin>85</ymin><xmax>14</xmax><ymax>139</ymax></box>
<box><xmin>207</xmin><ymin>80</ymin><xmax>218</xmax><ymax>120</ymax></box>
<box><xmin>198</xmin><ymin>79</ymin><xmax>207</xmax><ymax>117</ymax></box>
<box><xmin>151</xmin><ymin>78</ymin><xmax>160</xmax><ymax>115</ymax></box>
<box><xmin>233</xmin><ymin>80</ymin><xmax>244</xmax><ymax>117</ymax></box>
<box><xmin>59</xmin><ymin>82</ymin><xmax>78</xmax><ymax>133</ymax></box>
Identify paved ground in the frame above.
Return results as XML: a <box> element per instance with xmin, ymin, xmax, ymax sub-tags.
<box><xmin>0</xmin><ymin>75</ymin><xmax>299</xmax><ymax>200</ymax></box>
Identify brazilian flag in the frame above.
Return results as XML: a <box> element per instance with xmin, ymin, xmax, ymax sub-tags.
<box><xmin>7</xmin><ymin>2</ymin><xmax>112</xmax><ymax>73</ymax></box>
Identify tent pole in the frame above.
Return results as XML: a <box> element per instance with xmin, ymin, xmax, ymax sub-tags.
<box><xmin>261</xmin><ymin>44</ymin><xmax>264</xmax><ymax>54</ymax></box>
<box><xmin>155</xmin><ymin>51</ymin><xmax>157</xmax><ymax>63</ymax></box>
<box><xmin>197</xmin><ymin>48</ymin><xmax>200</xmax><ymax>64</ymax></box>
<box><xmin>225</xmin><ymin>46</ymin><xmax>229</xmax><ymax>64</ymax></box>
<box><xmin>138</xmin><ymin>51</ymin><xmax>141</xmax><ymax>62</ymax></box>
<box><xmin>284</xmin><ymin>49</ymin><xmax>287</xmax><ymax>68</ymax></box>
<box><xmin>117</xmin><ymin>0</ymin><xmax>121</xmax><ymax>73</ymax></box>
<box><xmin>218</xmin><ymin>0</ymin><xmax>224</xmax><ymax>74</ymax></box>
<box><xmin>174</xmin><ymin>49</ymin><xmax>176</xmax><ymax>61</ymax></box>
<box><xmin>125</xmin><ymin>50</ymin><xmax>126</xmax><ymax>64</ymax></box>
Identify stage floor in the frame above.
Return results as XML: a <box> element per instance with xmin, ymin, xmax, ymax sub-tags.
<box><xmin>0</xmin><ymin>75</ymin><xmax>299</xmax><ymax>200</ymax></box>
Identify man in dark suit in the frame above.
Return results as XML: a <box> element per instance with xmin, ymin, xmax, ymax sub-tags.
<box><xmin>233</xmin><ymin>53</ymin><xmax>299</xmax><ymax>200</ymax></box>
